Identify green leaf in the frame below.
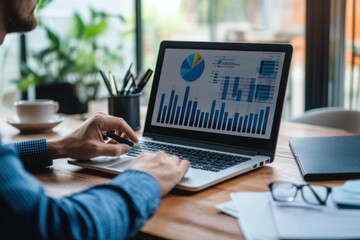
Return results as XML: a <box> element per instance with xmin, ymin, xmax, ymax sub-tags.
<box><xmin>44</xmin><ymin>27</ymin><xmax>60</xmax><ymax>47</ymax></box>
<box><xmin>82</xmin><ymin>21</ymin><xmax>108</xmax><ymax>41</ymax></box>
<box><xmin>70</xmin><ymin>13</ymin><xmax>85</xmax><ymax>39</ymax></box>
<box><xmin>34</xmin><ymin>46</ymin><xmax>57</xmax><ymax>60</ymax></box>
<box><xmin>35</xmin><ymin>0</ymin><xmax>53</xmax><ymax>13</ymax></box>
<box><xmin>20</xmin><ymin>63</ymin><xmax>39</xmax><ymax>77</ymax></box>
<box><xmin>12</xmin><ymin>75</ymin><xmax>41</xmax><ymax>92</ymax></box>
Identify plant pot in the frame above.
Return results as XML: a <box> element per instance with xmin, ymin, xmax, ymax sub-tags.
<box><xmin>22</xmin><ymin>83</ymin><xmax>88</xmax><ymax>114</ymax></box>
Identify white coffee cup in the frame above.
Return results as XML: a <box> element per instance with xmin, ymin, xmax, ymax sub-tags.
<box><xmin>14</xmin><ymin>99</ymin><xmax>59</xmax><ymax>123</ymax></box>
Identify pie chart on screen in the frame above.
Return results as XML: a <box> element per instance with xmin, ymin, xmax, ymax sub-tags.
<box><xmin>180</xmin><ymin>53</ymin><xmax>205</xmax><ymax>82</ymax></box>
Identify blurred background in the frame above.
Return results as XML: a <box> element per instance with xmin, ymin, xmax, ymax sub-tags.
<box><xmin>0</xmin><ymin>0</ymin><xmax>359</xmax><ymax>120</ymax></box>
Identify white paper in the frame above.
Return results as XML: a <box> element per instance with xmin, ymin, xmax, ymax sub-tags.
<box><xmin>229</xmin><ymin>191</ymin><xmax>360</xmax><ymax>239</ymax></box>
<box><xmin>216</xmin><ymin>201</ymin><xmax>238</xmax><ymax>218</ymax></box>
<box><xmin>271</xmin><ymin>195</ymin><xmax>360</xmax><ymax>239</ymax></box>
<box><xmin>231</xmin><ymin>192</ymin><xmax>278</xmax><ymax>240</ymax></box>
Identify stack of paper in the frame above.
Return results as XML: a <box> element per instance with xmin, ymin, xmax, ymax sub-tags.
<box><xmin>217</xmin><ymin>181</ymin><xmax>360</xmax><ymax>239</ymax></box>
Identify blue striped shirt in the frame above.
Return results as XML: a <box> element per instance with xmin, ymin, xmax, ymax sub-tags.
<box><xmin>0</xmin><ymin>138</ymin><xmax>161</xmax><ymax>239</ymax></box>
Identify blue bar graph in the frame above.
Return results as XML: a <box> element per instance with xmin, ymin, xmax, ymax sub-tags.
<box><xmin>170</xmin><ymin>95</ymin><xmax>178</xmax><ymax>124</ymax></box>
<box><xmin>247</xmin><ymin>113</ymin><xmax>253</xmax><ymax>133</ymax></box>
<box><xmin>184</xmin><ymin>100</ymin><xmax>192</xmax><ymax>126</ymax></box>
<box><xmin>242</xmin><ymin>115</ymin><xmax>248</xmax><ymax>132</ymax></box>
<box><xmin>255</xmin><ymin>85</ymin><xmax>272</xmax><ymax>101</ymax></box>
<box><xmin>257</xmin><ymin>109</ymin><xmax>264</xmax><ymax>134</ymax></box>
<box><xmin>227</xmin><ymin>118</ymin><xmax>232</xmax><ymax>131</ymax></box>
<box><xmin>157</xmin><ymin>94</ymin><xmax>165</xmax><ymax>123</ymax></box>
<box><xmin>207</xmin><ymin>100</ymin><xmax>216</xmax><ymax>128</ymax></box>
<box><xmin>232</xmin><ymin>77</ymin><xmax>240</xmax><ymax>97</ymax></box>
<box><xmin>247</xmin><ymin>78</ymin><xmax>256</xmax><ymax>102</ymax></box>
<box><xmin>155</xmin><ymin>86</ymin><xmax>271</xmax><ymax>135</ymax></box>
<box><xmin>260</xmin><ymin>60</ymin><xmax>275</xmax><ymax>75</ymax></box>
<box><xmin>236</xmin><ymin>89</ymin><xmax>242</xmax><ymax>101</ymax></box>
<box><xmin>218</xmin><ymin>76</ymin><xmax>274</xmax><ymax>104</ymax></box>
<box><xmin>179</xmin><ymin>87</ymin><xmax>190</xmax><ymax>125</ymax></box>
<box><xmin>194</xmin><ymin>110</ymin><xmax>200</xmax><ymax>127</ymax></box>
<box><xmin>175</xmin><ymin>106</ymin><xmax>181</xmax><ymax>125</ymax></box>
<box><xmin>222</xmin><ymin>112</ymin><xmax>228</xmax><ymax>130</ymax></box>
<box><xmin>252</xmin><ymin>114</ymin><xmax>258</xmax><ymax>133</ymax></box>
<box><xmin>262</xmin><ymin>106</ymin><xmax>270</xmax><ymax>134</ymax></box>
<box><xmin>213</xmin><ymin>110</ymin><xmax>219</xmax><ymax>129</ymax></box>
<box><xmin>189</xmin><ymin>101</ymin><xmax>198</xmax><ymax>126</ymax></box>
<box><xmin>161</xmin><ymin>106</ymin><xmax>167</xmax><ymax>123</ymax></box>
<box><xmin>217</xmin><ymin>103</ymin><xmax>225</xmax><ymax>130</ymax></box>
<box><xmin>238</xmin><ymin>117</ymin><xmax>243</xmax><ymax>132</ymax></box>
<box><xmin>204</xmin><ymin>112</ymin><xmax>209</xmax><ymax>128</ymax></box>
<box><xmin>232</xmin><ymin>113</ymin><xmax>239</xmax><ymax>131</ymax></box>
<box><xmin>199</xmin><ymin>112</ymin><xmax>205</xmax><ymax>128</ymax></box>
<box><xmin>165</xmin><ymin>90</ymin><xmax>175</xmax><ymax>124</ymax></box>
<box><xmin>222</xmin><ymin>77</ymin><xmax>230</xmax><ymax>100</ymax></box>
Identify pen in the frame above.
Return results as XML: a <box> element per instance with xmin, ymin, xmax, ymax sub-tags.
<box><xmin>99</xmin><ymin>70</ymin><xmax>114</xmax><ymax>96</ymax></box>
<box><xmin>124</xmin><ymin>73</ymin><xmax>136</xmax><ymax>95</ymax></box>
<box><xmin>102</xmin><ymin>130</ymin><xmax>140</xmax><ymax>148</ymax></box>
<box><xmin>130</xmin><ymin>73</ymin><xmax>138</xmax><ymax>89</ymax></box>
<box><xmin>133</xmin><ymin>69</ymin><xmax>153</xmax><ymax>93</ymax></box>
<box><xmin>112</xmin><ymin>74</ymin><xmax>121</xmax><ymax>95</ymax></box>
<box><xmin>108</xmin><ymin>71</ymin><xmax>118</xmax><ymax>96</ymax></box>
<box><xmin>121</xmin><ymin>62</ymin><xmax>133</xmax><ymax>93</ymax></box>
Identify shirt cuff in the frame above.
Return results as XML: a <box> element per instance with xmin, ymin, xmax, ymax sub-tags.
<box><xmin>11</xmin><ymin>138</ymin><xmax>53</xmax><ymax>170</ymax></box>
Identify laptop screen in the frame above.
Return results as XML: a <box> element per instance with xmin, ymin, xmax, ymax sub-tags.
<box><xmin>144</xmin><ymin>41</ymin><xmax>292</xmax><ymax>158</ymax></box>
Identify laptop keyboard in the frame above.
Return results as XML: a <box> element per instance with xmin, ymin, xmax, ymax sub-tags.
<box><xmin>127</xmin><ymin>141</ymin><xmax>251</xmax><ymax>172</ymax></box>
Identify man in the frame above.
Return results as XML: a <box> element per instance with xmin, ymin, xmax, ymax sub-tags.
<box><xmin>0</xmin><ymin>1</ymin><xmax>190</xmax><ymax>239</ymax></box>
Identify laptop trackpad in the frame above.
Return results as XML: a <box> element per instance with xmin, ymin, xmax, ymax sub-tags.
<box><xmin>70</xmin><ymin>156</ymin><xmax>133</xmax><ymax>173</ymax></box>
<box><xmin>107</xmin><ymin>157</ymin><xmax>132</xmax><ymax>170</ymax></box>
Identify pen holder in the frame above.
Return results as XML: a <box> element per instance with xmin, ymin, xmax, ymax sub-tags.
<box><xmin>108</xmin><ymin>93</ymin><xmax>141</xmax><ymax>131</ymax></box>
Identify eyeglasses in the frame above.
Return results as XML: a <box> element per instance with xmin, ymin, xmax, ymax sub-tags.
<box><xmin>268</xmin><ymin>181</ymin><xmax>332</xmax><ymax>206</ymax></box>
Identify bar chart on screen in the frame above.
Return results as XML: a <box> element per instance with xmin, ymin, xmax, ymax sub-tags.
<box><xmin>151</xmin><ymin>49</ymin><xmax>285</xmax><ymax>139</ymax></box>
<box><xmin>212</xmin><ymin>59</ymin><xmax>278</xmax><ymax>103</ymax></box>
<box><xmin>156</xmin><ymin>86</ymin><xmax>271</xmax><ymax>136</ymax></box>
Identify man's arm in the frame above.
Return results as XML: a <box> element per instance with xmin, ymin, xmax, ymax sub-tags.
<box><xmin>0</xmin><ymin>144</ymin><xmax>161</xmax><ymax>240</ymax></box>
<box><xmin>9</xmin><ymin>138</ymin><xmax>52</xmax><ymax>170</ymax></box>
<box><xmin>1</xmin><ymin>113</ymin><xmax>189</xmax><ymax>239</ymax></box>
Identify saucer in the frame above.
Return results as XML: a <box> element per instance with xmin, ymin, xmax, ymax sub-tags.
<box><xmin>6</xmin><ymin>115</ymin><xmax>65</xmax><ymax>133</ymax></box>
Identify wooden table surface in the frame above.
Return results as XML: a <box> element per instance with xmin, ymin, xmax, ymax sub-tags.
<box><xmin>0</xmin><ymin>112</ymin><xmax>354</xmax><ymax>240</ymax></box>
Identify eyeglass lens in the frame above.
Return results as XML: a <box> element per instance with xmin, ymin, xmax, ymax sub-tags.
<box><xmin>301</xmin><ymin>185</ymin><xmax>329</xmax><ymax>204</ymax></box>
<box><xmin>271</xmin><ymin>182</ymin><xmax>297</xmax><ymax>202</ymax></box>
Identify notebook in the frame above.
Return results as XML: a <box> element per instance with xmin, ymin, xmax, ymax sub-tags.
<box><xmin>289</xmin><ymin>136</ymin><xmax>360</xmax><ymax>181</ymax></box>
<box><xmin>69</xmin><ymin>41</ymin><xmax>293</xmax><ymax>191</ymax></box>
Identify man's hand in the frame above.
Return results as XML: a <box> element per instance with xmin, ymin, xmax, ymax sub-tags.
<box><xmin>47</xmin><ymin>112</ymin><xmax>139</xmax><ymax>160</ymax></box>
<box><xmin>128</xmin><ymin>151</ymin><xmax>190</xmax><ymax>196</ymax></box>
<box><xmin>47</xmin><ymin>112</ymin><xmax>190</xmax><ymax>196</ymax></box>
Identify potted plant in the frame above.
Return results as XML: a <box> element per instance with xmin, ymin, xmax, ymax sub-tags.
<box><xmin>13</xmin><ymin>7</ymin><xmax>125</xmax><ymax>114</ymax></box>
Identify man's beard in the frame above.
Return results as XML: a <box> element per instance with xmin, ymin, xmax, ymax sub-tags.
<box><xmin>4</xmin><ymin>1</ymin><xmax>38</xmax><ymax>34</ymax></box>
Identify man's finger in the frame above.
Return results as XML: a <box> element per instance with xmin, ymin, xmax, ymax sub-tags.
<box><xmin>178</xmin><ymin>160</ymin><xmax>190</xmax><ymax>175</ymax></box>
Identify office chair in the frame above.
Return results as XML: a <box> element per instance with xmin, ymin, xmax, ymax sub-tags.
<box><xmin>290</xmin><ymin>107</ymin><xmax>360</xmax><ymax>133</ymax></box>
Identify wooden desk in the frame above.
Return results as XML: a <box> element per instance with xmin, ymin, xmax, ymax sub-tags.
<box><xmin>0</xmin><ymin>114</ymin><xmax>354</xmax><ymax>240</ymax></box>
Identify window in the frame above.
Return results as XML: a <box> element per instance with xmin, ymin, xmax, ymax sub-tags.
<box><xmin>345</xmin><ymin>0</ymin><xmax>360</xmax><ymax>108</ymax></box>
<box><xmin>0</xmin><ymin>0</ymin><xmax>135</xmax><ymax>111</ymax></box>
<box><xmin>142</xmin><ymin>0</ymin><xmax>306</xmax><ymax>119</ymax></box>
<box><xmin>1</xmin><ymin>0</ymin><xmax>306</xmax><ymax>119</ymax></box>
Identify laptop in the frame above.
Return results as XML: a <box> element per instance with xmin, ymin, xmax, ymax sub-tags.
<box><xmin>69</xmin><ymin>41</ymin><xmax>293</xmax><ymax>191</ymax></box>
